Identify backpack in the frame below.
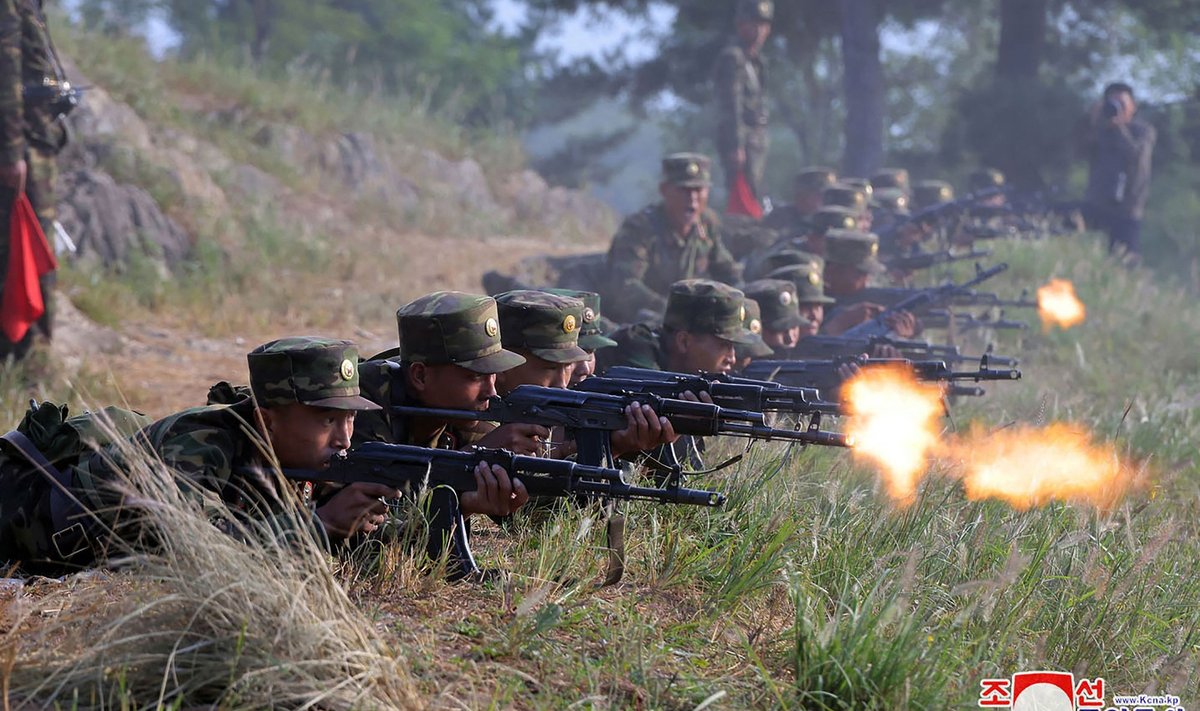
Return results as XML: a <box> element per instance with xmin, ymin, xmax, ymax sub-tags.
<box><xmin>0</xmin><ymin>400</ymin><xmax>150</xmax><ymax>575</ymax></box>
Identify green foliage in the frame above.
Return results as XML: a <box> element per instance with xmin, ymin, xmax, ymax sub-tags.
<box><xmin>160</xmin><ymin>0</ymin><xmax>533</xmax><ymax>124</ymax></box>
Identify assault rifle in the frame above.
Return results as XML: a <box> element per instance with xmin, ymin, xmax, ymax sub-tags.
<box><xmin>960</xmin><ymin>289</ymin><xmax>1039</xmax><ymax>310</ymax></box>
<box><xmin>743</xmin><ymin>355</ymin><xmax>1021</xmax><ymax>398</ymax></box>
<box><xmin>922</xmin><ymin>309</ymin><xmax>1027</xmax><ymax>332</ymax></box>
<box><xmin>841</xmin><ymin>262</ymin><xmax>1009</xmax><ymax>339</ymax></box>
<box><xmin>286</xmin><ymin>442</ymin><xmax>724</xmax><ymax>581</ymax></box>
<box><xmin>393</xmin><ymin>385</ymin><xmax>853</xmax><ymax>469</ymax></box>
<box><xmin>307</xmin><ymin>442</ymin><xmax>725</xmax><ymax>507</ymax></box>
<box><xmin>590</xmin><ymin>366</ymin><xmax>842</xmax><ymax>415</ymax></box>
<box><xmin>791</xmin><ymin>333</ymin><xmax>1020</xmax><ymax>368</ymax></box>
<box><xmin>885</xmin><ymin>246</ymin><xmax>991</xmax><ymax>272</ymax></box>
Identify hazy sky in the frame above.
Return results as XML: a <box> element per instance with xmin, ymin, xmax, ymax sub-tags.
<box><xmin>491</xmin><ymin>0</ymin><xmax>676</xmax><ymax>64</ymax></box>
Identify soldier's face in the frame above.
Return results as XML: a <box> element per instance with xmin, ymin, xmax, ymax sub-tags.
<box><xmin>794</xmin><ymin>189</ymin><xmax>823</xmax><ymax>214</ymax></box>
<box><xmin>411</xmin><ymin>363</ymin><xmax>497</xmax><ymax>411</ymax></box>
<box><xmin>824</xmin><ymin>263</ymin><xmax>869</xmax><ymax>295</ymax></box>
<box><xmin>737</xmin><ymin>20</ymin><xmax>771</xmax><ymax>53</ymax></box>
<box><xmin>261</xmin><ymin>403</ymin><xmax>355</xmax><ymax>471</ymax></box>
<box><xmin>569</xmin><ymin>352</ymin><xmax>596</xmax><ymax>388</ymax></box>
<box><xmin>764</xmin><ymin>326</ymin><xmax>800</xmax><ymax>350</ymax></box>
<box><xmin>496</xmin><ymin>350</ymin><xmax>576</xmax><ymax>394</ymax></box>
<box><xmin>673</xmin><ymin>332</ymin><xmax>737</xmax><ymax>374</ymax></box>
<box><xmin>797</xmin><ymin>303</ymin><xmax>823</xmax><ymax>335</ymax></box>
<box><xmin>661</xmin><ymin>183</ymin><xmax>708</xmax><ymax>232</ymax></box>
<box><xmin>803</xmin><ymin>232</ymin><xmax>826</xmax><ymax>255</ymax></box>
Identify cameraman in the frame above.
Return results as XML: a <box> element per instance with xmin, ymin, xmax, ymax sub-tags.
<box><xmin>1</xmin><ymin>0</ymin><xmax>70</xmax><ymax>360</ymax></box>
<box><xmin>1080</xmin><ymin>82</ymin><xmax>1156</xmax><ymax>262</ymax></box>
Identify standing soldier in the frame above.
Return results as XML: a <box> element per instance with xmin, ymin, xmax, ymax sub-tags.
<box><xmin>713</xmin><ymin>0</ymin><xmax>773</xmax><ymax>202</ymax></box>
<box><xmin>1</xmin><ymin>0</ymin><xmax>70</xmax><ymax>359</ymax></box>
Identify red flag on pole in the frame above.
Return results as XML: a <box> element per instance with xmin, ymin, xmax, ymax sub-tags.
<box><xmin>725</xmin><ymin>169</ymin><xmax>762</xmax><ymax>219</ymax></box>
<box><xmin>2</xmin><ymin>194</ymin><xmax>58</xmax><ymax>343</ymax></box>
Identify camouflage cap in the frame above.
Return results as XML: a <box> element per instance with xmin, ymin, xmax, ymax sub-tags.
<box><xmin>663</xmin><ymin>279</ymin><xmax>757</xmax><ymax>345</ymax></box>
<box><xmin>397</xmin><ymin>291</ymin><xmax>526</xmax><ymax>374</ymax></box>
<box><xmin>743</xmin><ymin>279</ymin><xmax>807</xmax><ymax>331</ymax></box>
<box><xmin>870</xmin><ymin>168</ymin><xmax>910</xmax><ymax>193</ymax></box>
<box><xmin>969</xmin><ymin>167</ymin><xmax>1006</xmax><ymax>192</ymax></box>
<box><xmin>750</xmin><ymin>248</ymin><xmax>824</xmax><ymax>280</ymax></box>
<box><xmin>912</xmin><ymin>180</ymin><xmax>955</xmax><ymax>208</ymax></box>
<box><xmin>795</xmin><ymin>167</ymin><xmax>837</xmax><ymax>192</ymax></box>
<box><xmin>544</xmin><ymin>288</ymin><xmax>618</xmax><ymax>351</ymax></box>
<box><xmin>825</xmin><ymin>230</ymin><xmax>886</xmax><ymax>274</ymax></box>
<box><xmin>839</xmin><ymin>177</ymin><xmax>874</xmax><ymax>198</ymax></box>
<box><xmin>810</xmin><ymin>206</ymin><xmax>860</xmax><ymax>234</ymax></box>
<box><xmin>822</xmin><ymin>185</ymin><xmax>869</xmax><ymax>212</ymax></box>
<box><xmin>495</xmin><ymin>290</ymin><xmax>590</xmax><ymax>364</ymax></box>
<box><xmin>662</xmin><ymin>152</ymin><xmax>711</xmax><ymax>188</ymax></box>
<box><xmin>767</xmin><ymin>263</ymin><xmax>837</xmax><ymax>304</ymax></box>
<box><xmin>737</xmin><ymin>299</ymin><xmax>776</xmax><ymax>359</ymax></box>
<box><xmin>871</xmin><ymin>187</ymin><xmax>910</xmax><ymax>215</ymax></box>
<box><xmin>248</xmin><ymin>337</ymin><xmax>381</xmax><ymax>411</ymax></box>
<box><xmin>736</xmin><ymin>0</ymin><xmax>774</xmax><ymax>22</ymax></box>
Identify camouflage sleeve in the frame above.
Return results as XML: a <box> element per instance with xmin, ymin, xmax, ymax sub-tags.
<box><xmin>706</xmin><ymin>217</ymin><xmax>743</xmax><ymax>286</ymax></box>
<box><xmin>605</xmin><ymin>214</ymin><xmax>669</xmax><ymax>320</ymax></box>
<box><xmin>0</xmin><ymin>0</ymin><xmax>24</xmax><ymax>164</ymax></box>
<box><xmin>713</xmin><ymin>47</ymin><xmax>743</xmax><ymax>157</ymax></box>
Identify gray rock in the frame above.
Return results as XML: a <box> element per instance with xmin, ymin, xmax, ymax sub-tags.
<box><xmin>57</xmin><ymin>168</ymin><xmax>192</xmax><ymax>269</ymax></box>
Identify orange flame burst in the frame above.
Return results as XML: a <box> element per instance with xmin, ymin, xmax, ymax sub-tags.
<box><xmin>1037</xmin><ymin>278</ymin><xmax>1086</xmax><ymax>330</ymax></box>
<box><xmin>841</xmin><ymin>365</ymin><xmax>944</xmax><ymax>506</ymax></box>
<box><xmin>949</xmin><ymin>423</ymin><xmax>1132</xmax><ymax>510</ymax></box>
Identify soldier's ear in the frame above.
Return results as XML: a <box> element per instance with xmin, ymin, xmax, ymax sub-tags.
<box><xmin>673</xmin><ymin>330</ymin><xmax>691</xmax><ymax>355</ymax></box>
<box><xmin>658</xmin><ymin>181</ymin><xmax>670</xmax><ymax>201</ymax></box>
<box><xmin>407</xmin><ymin>361</ymin><xmax>429</xmax><ymax>394</ymax></box>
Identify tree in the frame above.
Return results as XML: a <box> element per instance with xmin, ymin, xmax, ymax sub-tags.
<box><xmin>839</xmin><ymin>0</ymin><xmax>885</xmax><ymax>175</ymax></box>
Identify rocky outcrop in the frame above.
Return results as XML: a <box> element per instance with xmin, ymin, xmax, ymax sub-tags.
<box><xmin>56</xmin><ymin>168</ymin><xmax>191</xmax><ymax>269</ymax></box>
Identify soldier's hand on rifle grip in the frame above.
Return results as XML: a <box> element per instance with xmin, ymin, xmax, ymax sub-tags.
<box><xmin>0</xmin><ymin>159</ymin><xmax>27</xmax><ymax>195</ymax></box>
<box><xmin>461</xmin><ymin>461</ymin><xmax>528</xmax><ymax>517</ymax></box>
<box><xmin>476</xmin><ymin>423</ymin><xmax>551</xmax><ymax>456</ymax></box>
<box><xmin>677</xmin><ymin>390</ymin><xmax>715</xmax><ymax>405</ymax></box>
<box><xmin>884</xmin><ymin>309</ymin><xmax>920</xmax><ymax>338</ymax></box>
<box><xmin>316</xmin><ymin>481</ymin><xmax>402</xmax><ymax>540</ymax></box>
<box><xmin>612</xmin><ymin>402</ymin><xmax>680</xmax><ymax>457</ymax></box>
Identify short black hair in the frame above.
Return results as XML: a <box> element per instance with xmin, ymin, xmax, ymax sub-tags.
<box><xmin>1103</xmin><ymin>82</ymin><xmax>1134</xmax><ymax>100</ymax></box>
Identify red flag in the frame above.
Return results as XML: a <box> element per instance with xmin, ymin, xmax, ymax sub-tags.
<box><xmin>725</xmin><ymin>169</ymin><xmax>762</xmax><ymax>219</ymax></box>
<box><xmin>2</xmin><ymin>194</ymin><xmax>58</xmax><ymax>343</ymax></box>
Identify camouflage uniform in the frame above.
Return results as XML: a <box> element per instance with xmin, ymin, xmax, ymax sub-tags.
<box><xmin>911</xmin><ymin>180</ymin><xmax>954</xmax><ymax>211</ymax></box>
<box><xmin>602</xmin><ymin>279</ymin><xmax>756</xmax><ymax>372</ymax></box>
<box><xmin>735</xmin><ymin>297</ymin><xmax>774</xmax><ymax>361</ymax></box>
<box><xmin>761</xmin><ymin>167</ymin><xmax>838</xmax><ymax>235</ymax></box>
<box><xmin>543</xmin><ymin>288</ymin><xmax>618</xmax><ymax>352</ymax></box>
<box><xmin>354</xmin><ymin>291</ymin><xmax>524</xmax><ymax>448</ymax></box>
<box><xmin>609</xmin><ymin>278</ymin><xmax>748</xmax><ymax>473</ymax></box>
<box><xmin>0</xmin><ymin>0</ymin><xmax>67</xmax><ymax>355</ymax></box>
<box><xmin>1</xmin><ymin>337</ymin><xmax>379</xmax><ymax>574</ymax></box>
<box><xmin>603</xmin><ymin>154</ymin><xmax>740</xmax><ymax>323</ymax></box>
<box><xmin>495</xmin><ymin>290</ymin><xmax>589</xmax><ymax>365</ymax></box>
<box><xmin>713</xmin><ymin>0</ymin><xmax>773</xmax><ymax>198</ymax></box>
<box><xmin>870</xmin><ymin>168</ymin><xmax>911</xmax><ymax>196</ymax></box>
<box><xmin>821</xmin><ymin>231</ymin><xmax>886</xmax><ymax>322</ymax></box>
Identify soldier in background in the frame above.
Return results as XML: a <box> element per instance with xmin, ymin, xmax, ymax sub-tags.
<box><xmin>713</xmin><ymin>0</ymin><xmax>773</xmax><ymax>201</ymax></box>
<box><xmin>734</xmin><ymin>297</ymin><xmax>774</xmax><ymax>371</ymax></box>
<box><xmin>743</xmin><ymin>279</ymin><xmax>807</xmax><ymax>354</ymax></box>
<box><xmin>603</xmin><ymin>153</ymin><xmax>740</xmax><ymax>323</ymax></box>
<box><xmin>1</xmin><ymin>0</ymin><xmax>69</xmax><ymax>360</ymax></box>
<box><xmin>543</xmin><ymin>288</ymin><xmax>618</xmax><ymax>387</ymax></box>
<box><xmin>762</xmin><ymin>167</ymin><xmax>837</xmax><ymax>233</ymax></box>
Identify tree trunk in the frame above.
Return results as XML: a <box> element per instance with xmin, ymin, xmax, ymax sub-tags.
<box><xmin>839</xmin><ymin>0</ymin><xmax>885</xmax><ymax>177</ymax></box>
<box><xmin>996</xmin><ymin>0</ymin><xmax>1047</xmax><ymax>79</ymax></box>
